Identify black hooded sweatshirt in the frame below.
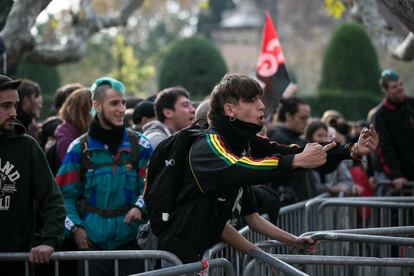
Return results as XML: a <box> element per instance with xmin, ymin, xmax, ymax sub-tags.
<box><xmin>0</xmin><ymin>124</ymin><xmax>65</xmax><ymax>252</ymax></box>
<box><xmin>374</xmin><ymin>97</ymin><xmax>414</xmax><ymax>180</ymax></box>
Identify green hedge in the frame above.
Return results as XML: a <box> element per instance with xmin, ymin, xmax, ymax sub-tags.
<box><xmin>158</xmin><ymin>36</ymin><xmax>227</xmax><ymax>98</ymax></box>
<box><xmin>319</xmin><ymin>22</ymin><xmax>381</xmax><ymax>96</ymax></box>
<box><xmin>17</xmin><ymin>63</ymin><xmax>60</xmax><ymax>119</ymax></box>
<box><xmin>304</xmin><ymin>92</ymin><xmax>381</xmax><ymax>121</ymax></box>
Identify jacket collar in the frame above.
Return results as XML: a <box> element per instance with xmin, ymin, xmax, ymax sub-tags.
<box><xmin>86</xmin><ymin>128</ymin><xmax>131</xmax><ymax>154</ymax></box>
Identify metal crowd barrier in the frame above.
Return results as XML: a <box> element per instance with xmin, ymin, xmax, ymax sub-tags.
<box><xmin>376</xmin><ymin>180</ymin><xmax>414</xmax><ymax>196</ymax></box>
<box><xmin>254</xmin><ymin>233</ymin><xmax>414</xmax><ymax>275</ymax></box>
<box><xmin>256</xmin><ymin>231</ymin><xmax>414</xmax><ymax>257</ymax></box>
<box><xmin>242</xmin><ymin>249</ymin><xmax>308</xmax><ymax>276</ymax></box>
<box><xmin>304</xmin><ymin>196</ymin><xmax>414</xmax><ymax>231</ymax></box>
<box><xmin>203</xmin><ymin>195</ymin><xmax>414</xmax><ymax>275</ymax></box>
<box><xmin>300</xmin><ymin>225</ymin><xmax>414</xmax><ymax>237</ymax></box>
<box><xmin>131</xmin><ymin>258</ymin><xmax>234</xmax><ymax>276</ymax></box>
<box><xmin>203</xmin><ymin>194</ymin><xmax>330</xmax><ymax>261</ymax></box>
<box><xmin>202</xmin><ymin>195</ymin><xmax>321</xmax><ymax>275</ymax></box>
<box><xmin>0</xmin><ymin>250</ymin><xmax>182</xmax><ymax>276</ymax></box>
<box><xmin>274</xmin><ymin>254</ymin><xmax>414</xmax><ymax>276</ymax></box>
<box><xmin>318</xmin><ymin>199</ymin><xmax>414</xmax><ymax>230</ymax></box>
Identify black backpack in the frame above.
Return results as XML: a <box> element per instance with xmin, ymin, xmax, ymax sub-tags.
<box><xmin>144</xmin><ymin>122</ymin><xmax>207</xmax><ymax>237</ymax></box>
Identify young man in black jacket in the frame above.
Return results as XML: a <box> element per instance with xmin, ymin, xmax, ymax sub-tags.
<box><xmin>374</xmin><ymin>69</ymin><xmax>414</xmax><ymax>190</ymax></box>
<box><xmin>0</xmin><ymin>75</ymin><xmax>65</xmax><ymax>274</ymax></box>
<box><xmin>156</xmin><ymin>73</ymin><xmax>378</xmax><ymax>263</ymax></box>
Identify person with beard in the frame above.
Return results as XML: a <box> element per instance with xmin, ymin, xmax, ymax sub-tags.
<box><xmin>55</xmin><ymin>77</ymin><xmax>152</xmax><ymax>276</ymax></box>
<box><xmin>374</xmin><ymin>69</ymin><xmax>414</xmax><ymax>190</ymax></box>
<box><xmin>156</xmin><ymin>74</ymin><xmax>378</xmax><ymax>263</ymax></box>
<box><xmin>0</xmin><ymin>75</ymin><xmax>65</xmax><ymax>274</ymax></box>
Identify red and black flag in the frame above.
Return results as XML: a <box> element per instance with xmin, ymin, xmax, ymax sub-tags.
<box><xmin>256</xmin><ymin>13</ymin><xmax>291</xmax><ymax>117</ymax></box>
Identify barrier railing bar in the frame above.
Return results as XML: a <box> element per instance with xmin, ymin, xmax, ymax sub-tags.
<box><xmin>274</xmin><ymin>254</ymin><xmax>414</xmax><ymax>267</ymax></box>
<box><xmin>0</xmin><ymin>250</ymin><xmax>182</xmax><ymax>264</ymax></box>
<box><xmin>304</xmin><ymin>196</ymin><xmax>414</xmax><ymax>231</ymax></box>
<box><xmin>376</xmin><ymin>180</ymin><xmax>414</xmax><ymax>186</ymax></box>
<box><xmin>245</xmin><ymin>250</ymin><xmax>308</xmax><ymax>276</ymax></box>
<box><xmin>0</xmin><ymin>250</ymin><xmax>182</xmax><ymax>276</ymax></box>
<box><xmin>308</xmin><ymin>232</ymin><xmax>414</xmax><ymax>246</ymax></box>
<box><xmin>300</xmin><ymin>225</ymin><xmax>414</xmax><ymax>237</ymax></box>
<box><xmin>115</xmin><ymin>259</ymin><xmax>119</xmax><ymax>276</ymax></box>
<box><xmin>130</xmin><ymin>258</ymin><xmax>234</xmax><ymax>276</ymax></box>
<box><xmin>319</xmin><ymin>200</ymin><xmax>414</xmax><ymax>210</ymax></box>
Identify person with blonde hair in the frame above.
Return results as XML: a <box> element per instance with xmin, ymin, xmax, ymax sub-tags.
<box><xmin>54</xmin><ymin>87</ymin><xmax>92</xmax><ymax>166</ymax></box>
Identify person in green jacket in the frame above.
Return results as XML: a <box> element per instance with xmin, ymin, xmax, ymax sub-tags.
<box><xmin>0</xmin><ymin>74</ymin><xmax>65</xmax><ymax>274</ymax></box>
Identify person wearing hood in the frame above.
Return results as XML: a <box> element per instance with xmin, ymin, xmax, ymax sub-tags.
<box><xmin>156</xmin><ymin>73</ymin><xmax>378</xmax><ymax>263</ymax></box>
<box><xmin>0</xmin><ymin>75</ymin><xmax>65</xmax><ymax>274</ymax></box>
<box><xmin>143</xmin><ymin>86</ymin><xmax>195</xmax><ymax>149</ymax></box>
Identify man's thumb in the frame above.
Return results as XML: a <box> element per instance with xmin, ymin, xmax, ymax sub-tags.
<box><xmin>323</xmin><ymin>142</ymin><xmax>336</xmax><ymax>152</ymax></box>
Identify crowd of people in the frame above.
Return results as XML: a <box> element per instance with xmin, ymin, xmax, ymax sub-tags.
<box><xmin>0</xmin><ymin>68</ymin><xmax>412</xmax><ymax>275</ymax></box>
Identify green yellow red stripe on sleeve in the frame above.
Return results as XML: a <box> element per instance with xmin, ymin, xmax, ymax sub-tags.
<box><xmin>206</xmin><ymin>134</ymin><xmax>279</xmax><ymax>170</ymax></box>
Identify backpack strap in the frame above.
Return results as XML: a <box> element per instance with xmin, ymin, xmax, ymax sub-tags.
<box><xmin>79</xmin><ymin>133</ymin><xmax>91</xmax><ymax>183</ymax></box>
<box><xmin>79</xmin><ymin>129</ymin><xmax>140</xmax><ymax>182</ymax></box>
<box><xmin>126</xmin><ymin>128</ymin><xmax>140</xmax><ymax>166</ymax></box>
<box><xmin>188</xmin><ymin>142</ymin><xmax>206</xmax><ymax>194</ymax></box>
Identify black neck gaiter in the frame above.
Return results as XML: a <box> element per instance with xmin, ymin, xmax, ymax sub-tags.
<box><xmin>88</xmin><ymin>116</ymin><xmax>124</xmax><ymax>155</ymax></box>
<box><xmin>210</xmin><ymin>114</ymin><xmax>262</xmax><ymax>155</ymax></box>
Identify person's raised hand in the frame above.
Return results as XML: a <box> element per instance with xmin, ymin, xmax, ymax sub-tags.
<box><xmin>293</xmin><ymin>142</ymin><xmax>336</xmax><ymax>169</ymax></box>
<box><xmin>354</xmin><ymin>125</ymin><xmax>378</xmax><ymax>156</ymax></box>
<box><xmin>294</xmin><ymin>236</ymin><xmax>317</xmax><ymax>254</ymax></box>
<box><xmin>392</xmin><ymin>177</ymin><xmax>407</xmax><ymax>191</ymax></box>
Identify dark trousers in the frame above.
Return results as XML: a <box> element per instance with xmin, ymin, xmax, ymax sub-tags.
<box><xmin>79</xmin><ymin>240</ymin><xmax>144</xmax><ymax>276</ymax></box>
<box><xmin>0</xmin><ymin>261</ymin><xmax>32</xmax><ymax>276</ymax></box>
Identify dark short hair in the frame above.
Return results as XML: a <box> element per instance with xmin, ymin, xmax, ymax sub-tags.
<box><xmin>53</xmin><ymin>83</ymin><xmax>84</xmax><ymax>114</ymax></box>
<box><xmin>305</xmin><ymin>120</ymin><xmax>327</xmax><ymax>142</ymax></box>
<box><xmin>154</xmin><ymin>87</ymin><xmax>190</xmax><ymax>122</ymax></box>
<box><xmin>209</xmin><ymin>74</ymin><xmax>263</xmax><ymax>119</ymax></box>
<box><xmin>17</xmin><ymin>79</ymin><xmax>41</xmax><ymax>104</ymax></box>
<box><xmin>276</xmin><ymin>97</ymin><xmax>308</xmax><ymax>122</ymax></box>
<box><xmin>133</xmin><ymin>100</ymin><xmax>155</xmax><ymax>124</ymax></box>
<box><xmin>0</xmin><ymin>74</ymin><xmax>21</xmax><ymax>91</ymax></box>
<box><xmin>126</xmin><ymin>96</ymin><xmax>143</xmax><ymax>109</ymax></box>
<box><xmin>379</xmin><ymin>69</ymin><xmax>399</xmax><ymax>89</ymax></box>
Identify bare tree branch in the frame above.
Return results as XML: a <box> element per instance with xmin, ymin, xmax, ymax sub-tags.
<box><xmin>0</xmin><ymin>0</ymin><xmax>144</xmax><ymax>68</ymax></box>
<box><xmin>352</xmin><ymin>0</ymin><xmax>414</xmax><ymax>61</ymax></box>
<box><xmin>380</xmin><ymin>0</ymin><xmax>414</xmax><ymax>32</ymax></box>
<box><xmin>0</xmin><ymin>0</ymin><xmax>51</xmax><ymax>66</ymax></box>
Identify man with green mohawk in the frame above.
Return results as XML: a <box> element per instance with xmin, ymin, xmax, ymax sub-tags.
<box><xmin>56</xmin><ymin>77</ymin><xmax>152</xmax><ymax>275</ymax></box>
